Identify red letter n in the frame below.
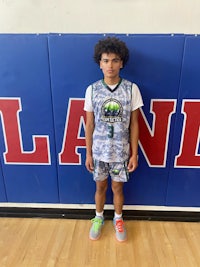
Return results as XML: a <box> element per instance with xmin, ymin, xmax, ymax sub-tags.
<box><xmin>139</xmin><ymin>99</ymin><xmax>177</xmax><ymax>167</ymax></box>
<box><xmin>175</xmin><ymin>100</ymin><xmax>200</xmax><ymax>168</ymax></box>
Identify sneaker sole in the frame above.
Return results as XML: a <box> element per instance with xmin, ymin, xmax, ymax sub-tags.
<box><xmin>89</xmin><ymin>234</ymin><xmax>101</xmax><ymax>241</ymax></box>
<box><xmin>115</xmin><ymin>235</ymin><xmax>127</xmax><ymax>242</ymax></box>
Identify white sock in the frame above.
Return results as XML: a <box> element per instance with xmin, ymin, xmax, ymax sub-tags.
<box><xmin>96</xmin><ymin>211</ymin><xmax>104</xmax><ymax>218</ymax></box>
<box><xmin>114</xmin><ymin>212</ymin><xmax>122</xmax><ymax>219</ymax></box>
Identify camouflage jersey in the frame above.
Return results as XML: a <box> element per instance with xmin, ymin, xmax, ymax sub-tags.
<box><xmin>91</xmin><ymin>78</ymin><xmax>133</xmax><ymax>163</ymax></box>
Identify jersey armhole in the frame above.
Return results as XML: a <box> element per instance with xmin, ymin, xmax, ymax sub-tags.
<box><xmin>91</xmin><ymin>84</ymin><xmax>94</xmax><ymax>107</ymax></box>
<box><xmin>130</xmin><ymin>83</ymin><xmax>133</xmax><ymax>106</ymax></box>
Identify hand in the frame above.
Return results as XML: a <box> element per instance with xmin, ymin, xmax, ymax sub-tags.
<box><xmin>85</xmin><ymin>155</ymin><xmax>94</xmax><ymax>173</ymax></box>
<box><xmin>127</xmin><ymin>155</ymin><xmax>138</xmax><ymax>172</ymax></box>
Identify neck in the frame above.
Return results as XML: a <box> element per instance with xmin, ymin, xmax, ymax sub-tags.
<box><xmin>104</xmin><ymin>77</ymin><xmax>121</xmax><ymax>85</ymax></box>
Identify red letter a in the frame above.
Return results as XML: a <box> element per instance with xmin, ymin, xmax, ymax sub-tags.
<box><xmin>59</xmin><ymin>98</ymin><xmax>86</xmax><ymax>164</ymax></box>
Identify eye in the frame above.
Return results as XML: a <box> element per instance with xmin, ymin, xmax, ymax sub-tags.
<box><xmin>113</xmin><ymin>58</ymin><xmax>121</xmax><ymax>63</ymax></box>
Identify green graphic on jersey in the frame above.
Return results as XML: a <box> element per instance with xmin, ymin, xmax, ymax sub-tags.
<box><xmin>101</xmin><ymin>99</ymin><xmax>123</xmax><ymax>123</ymax></box>
<box><xmin>112</xmin><ymin>169</ymin><xmax>120</xmax><ymax>175</ymax></box>
<box><xmin>104</xmin><ymin>101</ymin><xmax>120</xmax><ymax>116</ymax></box>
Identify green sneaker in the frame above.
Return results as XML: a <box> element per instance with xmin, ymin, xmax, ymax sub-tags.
<box><xmin>113</xmin><ymin>218</ymin><xmax>127</xmax><ymax>242</ymax></box>
<box><xmin>89</xmin><ymin>216</ymin><xmax>104</xmax><ymax>240</ymax></box>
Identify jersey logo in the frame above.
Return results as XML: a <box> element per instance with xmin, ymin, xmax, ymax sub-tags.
<box><xmin>101</xmin><ymin>98</ymin><xmax>123</xmax><ymax>123</ymax></box>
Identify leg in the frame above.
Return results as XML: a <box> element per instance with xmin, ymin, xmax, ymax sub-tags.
<box><xmin>89</xmin><ymin>179</ymin><xmax>107</xmax><ymax>240</ymax></box>
<box><xmin>95</xmin><ymin>179</ymin><xmax>108</xmax><ymax>213</ymax></box>
<box><xmin>111</xmin><ymin>180</ymin><xmax>127</xmax><ymax>242</ymax></box>
<box><xmin>111</xmin><ymin>180</ymin><xmax>124</xmax><ymax>214</ymax></box>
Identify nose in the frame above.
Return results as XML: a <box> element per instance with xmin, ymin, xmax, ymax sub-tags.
<box><xmin>108</xmin><ymin>60</ymin><xmax>113</xmax><ymax>68</ymax></box>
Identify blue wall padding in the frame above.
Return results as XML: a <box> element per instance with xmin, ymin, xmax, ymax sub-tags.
<box><xmin>0</xmin><ymin>33</ymin><xmax>199</xmax><ymax>207</ymax></box>
<box><xmin>0</xmin><ymin>35</ymin><xmax>59</xmax><ymax>202</ymax></box>
<box><xmin>0</xmin><ymin>163</ymin><xmax>7</xmax><ymax>201</ymax></box>
<box><xmin>166</xmin><ymin>36</ymin><xmax>200</xmax><ymax>206</ymax></box>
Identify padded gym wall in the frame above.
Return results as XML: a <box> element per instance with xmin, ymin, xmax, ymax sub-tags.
<box><xmin>0</xmin><ymin>34</ymin><xmax>59</xmax><ymax>203</ymax></box>
<box><xmin>0</xmin><ymin>34</ymin><xmax>199</xmax><ymax>208</ymax></box>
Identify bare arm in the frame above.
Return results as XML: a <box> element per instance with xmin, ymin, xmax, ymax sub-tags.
<box><xmin>85</xmin><ymin>111</ymin><xmax>95</xmax><ymax>172</ymax></box>
<box><xmin>128</xmin><ymin>108</ymin><xmax>139</xmax><ymax>172</ymax></box>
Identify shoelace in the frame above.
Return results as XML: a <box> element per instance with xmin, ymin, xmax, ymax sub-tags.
<box><xmin>91</xmin><ymin>218</ymin><xmax>103</xmax><ymax>232</ymax></box>
<box><xmin>115</xmin><ymin>219</ymin><xmax>124</xmax><ymax>233</ymax></box>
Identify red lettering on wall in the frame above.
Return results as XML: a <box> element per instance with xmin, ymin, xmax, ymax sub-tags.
<box><xmin>59</xmin><ymin>98</ymin><xmax>86</xmax><ymax>164</ymax></box>
<box><xmin>139</xmin><ymin>100</ymin><xmax>176</xmax><ymax>167</ymax></box>
<box><xmin>0</xmin><ymin>98</ymin><xmax>50</xmax><ymax>164</ymax></box>
<box><xmin>175</xmin><ymin>100</ymin><xmax>200</xmax><ymax>168</ymax></box>
<box><xmin>1</xmin><ymin>98</ymin><xmax>198</xmax><ymax>168</ymax></box>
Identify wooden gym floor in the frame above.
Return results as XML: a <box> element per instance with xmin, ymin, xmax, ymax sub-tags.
<box><xmin>0</xmin><ymin>217</ymin><xmax>200</xmax><ymax>267</ymax></box>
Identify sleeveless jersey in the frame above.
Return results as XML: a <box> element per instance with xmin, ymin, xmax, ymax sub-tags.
<box><xmin>91</xmin><ymin>78</ymin><xmax>132</xmax><ymax>162</ymax></box>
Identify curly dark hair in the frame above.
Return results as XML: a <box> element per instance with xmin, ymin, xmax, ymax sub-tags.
<box><xmin>94</xmin><ymin>36</ymin><xmax>129</xmax><ymax>67</ymax></box>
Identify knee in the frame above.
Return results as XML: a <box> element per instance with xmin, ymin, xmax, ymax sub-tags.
<box><xmin>96</xmin><ymin>180</ymin><xmax>108</xmax><ymax>194</ymax></box>
<box><xmin>112</xmin><ymin>182</ymin><xmax>123</xmax><ymax>195</ymax></box>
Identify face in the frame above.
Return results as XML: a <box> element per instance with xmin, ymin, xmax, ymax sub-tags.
<box><xmin>100</xmin><ymin>53</ymin><xmax>123</xmax><ymax>82</ymax></box>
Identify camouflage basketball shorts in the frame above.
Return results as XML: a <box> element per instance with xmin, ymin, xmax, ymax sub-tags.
<box><xmin>93</xmin><ymin>160</ymin><xmax>129</xmax><ymax>182</ymax></box>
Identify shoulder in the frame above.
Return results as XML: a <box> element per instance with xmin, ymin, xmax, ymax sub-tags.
<box><xmin>86</xmin><ymin>79</ymin><xmax>102</xmax><ymax>94</ymax></box>
<box><xmin>131</xmin><ymin>82</ymin><xmax>140</xmax><ymax>91</ymax></box>
<box><xmin>121</xmin><ymin>79</ymin><xmax>134</xmax><ymax>92</ymax></box>
<box><xmin>121</xmin><ymin>78</ymin><xmax>132</xmax><ymax>86</ymax></box>
<box><xmin>84</xmin><ymin>85</ymin><xmax>93</xmax><ymax>111</ymax></box>
<box><xmin>92</xmin><ymin>79</ymin><xmax>103</xmax><ymax>89</ymax></box>
<box><xmin>130</xmin><ymin>83</ymin><xmax>144</xmax><ymax>110</ymax></box>
<box><xmin>85</xmin><ymin>84</ymin><xmax>92</xmax><ymax>96</ymax></box>
<box><xmin>120</xmin><ymin>79</ymin><xmax>141</xmax><ymax>94</ymax></box>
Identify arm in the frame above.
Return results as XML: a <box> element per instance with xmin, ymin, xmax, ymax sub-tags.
<box><xmin>85</xmin><ymin>111</ymin><xmax>95</xmax><ymax>172</ymax></box>
<box><xmin>127</xmin><ymin>108</ymin><xmax>139</xmax><ymax>172</ymax></box>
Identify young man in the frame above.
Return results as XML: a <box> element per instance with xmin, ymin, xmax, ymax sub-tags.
<box><xmin>84</xmin><ymin>36</ymin><xmax>143</xmax><ymax>242</ymax></box>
